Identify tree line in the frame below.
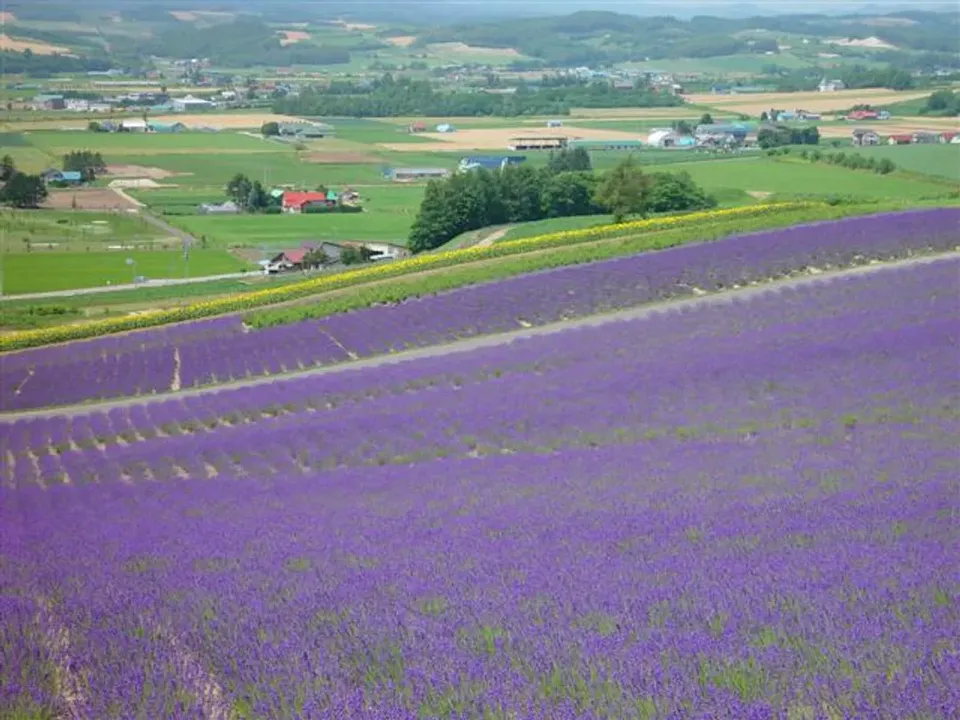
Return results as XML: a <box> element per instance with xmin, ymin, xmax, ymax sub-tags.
<box><xmin>0</xmin><ymin>156</ymin><xmax>48</xmax><ymax>209</ymax></box>
<box><xmin>757</xmin><ymin>125</ymin><xmax>820</xmax><ymax>149</ymax></box>
<box><xmin>63</xmin><ymin>151</ymin><xmax>106</xmax><ymax>181</ymax></box>
<box><xmin>408</xmin><ymin>151</ymin><xmax>716</xmax><ymax>253</ymax></box>
<box><xmin>787</xmin><ymin>148</ymin><xmax>898</xmax><ymax>175</ymax></box>
<box><xmin>274</xmin><ymin>75</ymin><xmax>681</xmax><ymax>119</ymax></box>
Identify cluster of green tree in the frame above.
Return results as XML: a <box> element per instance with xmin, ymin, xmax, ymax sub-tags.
<box><xmin>63</xmin><ymin>151</ymin><xmax>106</xmax><ymax>181</ymax></box>
<box><xmin>874</xmin><ymin>51</ymin><xmax>960</xmax><ymax>75</ymax></box>
<box><xmin>0</xmin><ymin>50</ymin><xmax>113</xmax><ymax>77</ymax></box>
<box><xmin>410</xmin><ymin>9</ymin><xmax>957</xmax><ymax>66</ymax></box>
<box><xmin>785</xmin><ymin>148</ymin><xmax>897</xmax><ymax>175</ymax></box>
<box><xmin>113</xmin><ymin>18</ymin><xmax>350</xmax><ymax>68</ymax></box>
<box><xmin>918</xmin><ymin>90</ymin><xmax>960</xmax><ymax>117</ymax></box>
<box><xmin>225</xmin><ymin>173</ymin><xmax>277</xmax><ymax>213</ymax></box>
<box><xmin>757</xmin><ymin>125</ymin><xmax>820</xmax><ymax>149</ymax></box>
<box><xmin>0</xmin><ymin>156</ymin><xmax>48</xmax><ymax>209</ymax></box>
<box><xmin>275</xmin><ymin>75</ymin><xmax>680</xmax><ymax>119</ymax></box>
<box><xmin>408</xmin><ymin>153</ymin><xmax>715</xmax><ymax>253</ymax></box>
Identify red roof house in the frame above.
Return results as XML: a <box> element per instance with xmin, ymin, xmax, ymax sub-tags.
<box><xmin>282</xmin><ymin>191</ymin><xmax>331</xmax><ymax>213</ymax></box>
<box><xmin>887</xmin><ymin>134</ymin><xmax>913</xmax><ymax>145</ymax></box>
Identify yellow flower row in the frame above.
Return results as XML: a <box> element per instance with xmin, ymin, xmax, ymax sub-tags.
<box><xmin>0</xmin><ymin>202</ymin><xmax>818</xmax><ymax>352</ymax></box>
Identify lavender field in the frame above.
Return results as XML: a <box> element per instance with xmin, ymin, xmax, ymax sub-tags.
<box><xmin>2</xmin><ymin>255</ymin><xmax>958</xmax><ymax>719</ymax></box>
<box><xmin>2</xmin><ymin>208</ymin><xmax>958</xmax><ymax>412</ymax></box>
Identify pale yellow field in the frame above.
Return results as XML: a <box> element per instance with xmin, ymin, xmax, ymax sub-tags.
<box><xmin>169</xmin><ymin>10</ymin><xmax>235</xmax><ymax>22</ymax></box>
<box><xmin>148</xmin><ymin>113</ymin><xmax>302</xmax><ymax>129</ymax></box>
<box><xmin>384</xmin><ymin>35</ymin><xmax>417</xmax><ymax>47</ymax></box>
<box><xmin>568</xmin><ymin>107</ymin><xmax>735</xmax><ymax>120</ymax></box>
<box><xmin>380</xmin><ymin>125</ymin><xmax>644</xmax><ymax>152</ymax></box>
<box><xmin>0</xmin><ymin>33</ymin><xmax>71</xmax><ymax>55</ymax></box>
<box><xmin>278</xmin><ymin>31</ymin><xmax>311</xmax><ymax>46</ymax></box>
<box><xmin>819</xmin><ymin>117</ymin><xmax>960</xmax><ymax>138</ymax></box>
<box><xmin>687</xmin><ymin>89</ymin><xmax>931</xmax><ymax>115</ymax></box>
<box><xmin>427</xmin><ymin>42</ymin><xmax>521</xmax><ymax>58</ymax></box>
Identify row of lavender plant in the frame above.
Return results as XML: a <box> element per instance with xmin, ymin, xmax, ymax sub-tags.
<box><xmin>3</xmin><ymin>256</ymin><xmax>958</xmax><ymax>487</ymax></box>
<box><xmin>2</xmin><ymin>258</ymin><xmax>957</xmax><ymax>717</ymax></box>
<box><xmin>2</xmin><ymin>208</ymin><xmax>958</xmax><ymax>412</ymax></box>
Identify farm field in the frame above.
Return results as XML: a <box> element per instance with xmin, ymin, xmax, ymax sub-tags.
<box><xmin>1</xmin><ymin>249</ymin><xmax>249</xmax><ymax>295</ymax></box>
<box><xmin>1</xmin><ymin>253</ymin><xmax>957</xmax><ymax>717</ymax></box>
<box><xmin>817</xmin><ymin>117</ymin><xmax>960</xmax><ymax>139</ymax></box>
<box><xmin>0</xmin><ymin>210</ymin><xmax>168</xmax><ymax>250</ymax></box>
<box><xmin>26</xmin><ymin>130</ymin><xmax>290</xmax><ymax>155</ymax></box>
<box><xmin>688</xmin><ymin>89</ymin><xmax>934</xmax><ymax>115</ymax></box>
<box><xmin>850</xmin><ymin>144</ymin><xmax>960</xmax><ymax>181</ymax></box>
<box><xmin>169</xmin><ymin>209</ymin><xmax>417</xmax><ymax>249</ymax></box>
<box><xmin>671</xmin><ymin>157</ymin><xmax>954</xmax><ymax>199</ymax></box>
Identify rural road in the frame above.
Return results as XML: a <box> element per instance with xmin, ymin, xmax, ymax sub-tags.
<box><xmin>0</xmin><ymin>271</ymin><xmax>257</xmax><ymax>302</ymax></box>
<box><xmin>139</xmin><ymin>212</ymin><xmax>200</xmax><ymax>248</ymax></box>
<box><xmin>4</xmin><ymin>250</ymin><xmax>957</xmax><ymax>421</ymax></box>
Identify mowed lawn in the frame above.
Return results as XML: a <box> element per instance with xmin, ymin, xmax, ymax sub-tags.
<box><xmin>26</xmin><ymin>130</ymin><xmax>285</xmax><ymax>156</ymax></box>
<box><xmin>171</xmin><ymin>186</ymin><xmax>424</xmax><ymax>247</ymax></box>
<box><xmin>2</xmin><ymin>250</ymin><xmax>250</xmax><ymax>294</ymax></box>
<box><xmin>671</xmin><ymin>157</ymin><xmax>955</xmax><ymax>199</ymax></box>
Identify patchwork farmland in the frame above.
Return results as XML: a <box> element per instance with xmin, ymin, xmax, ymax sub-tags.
<box><xmin>2</xmin><ymin>4</ymin><xmax>960</xmax><ymax>715</ymax></box>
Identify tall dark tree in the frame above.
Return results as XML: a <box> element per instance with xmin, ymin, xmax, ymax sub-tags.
<box><xmin>595</xmin><ymin>156</ymin><xmax>651</xmax><ymax>223</ymax></box>
<box><xmin>0</xmin><ymin>173</ymin><xmax>48</xmax><ymax>208</ymax></box>
<box><xmin>547</xmin><ymin>147</ymin><xmax>592</xmax><ymax>173</ymax></box>
<box><xmin>226</xmin><ymin>173</ymin><xmax>253</xmax><ymax>208</ymax></box>
<box><xmin>646</xmin><ymin>172</ymin><xmax>716</xmax><ymax>214</ymax></box>
<box><xmin>0</xmin><ymin>155</ymin><xmax>16</xmax><ymax>182</ymax></box>
<box><xmin>541</xmin><ymin>171</ymin><xmax>600</xmax><ymax>218</ymax></box>
<box><xmin>499</xmin><ymin>165</ymin><xmax>543</xmax><ymax>223</ymax></box>
<box><xmin>409</xmin><ymin>180</ymin><xmax>459</xmax><ymax>253</ymax></box>
<box><xmin>63</xmin><ymin>151</ymin><xmax>106</xmax><ymax>178</ymax></box>
<box><xmin>246</xmin><ymin>181</ymin><xmax>269</xmax><ymax>212</ymax></box>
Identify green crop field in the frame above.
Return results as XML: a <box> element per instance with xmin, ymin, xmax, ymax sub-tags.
<box><xmin>671</xmin><ymin>158</ymin><xmax>955</xmax><ymax>200</ymax></box>
<box><xmin>111</xmin><ymin>152</ymin><xmax>388</xmax><ymax>187</ymax></box>
<box><xmin>169</xmin><ymin>186</ymin><xmax>424</xmax><ymax>247</ymax></box>
<box><xmin>1</xmin><ymin>147</ymin><xmax>57</xmax><ymax>174</ymax></box>
<box><xmin>850</xmin><ymin>145</ymin><xmax>960</xmax><ymax>181</ymax></box>
<box><xmin>26</xmin><ymin>130</ymin><xmax>287</xmax><ymax>156</ymax></box>
<box><xmin>1</xmin><ymin>249</ymin><xmax>249</xmax><ymax>295</ymax></box>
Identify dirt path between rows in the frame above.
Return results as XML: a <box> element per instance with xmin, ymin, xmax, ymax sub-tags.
<box><xmin>4</xmin><ymin>251</ymin><xmax>956</xmax><ymax>421</ymax></box>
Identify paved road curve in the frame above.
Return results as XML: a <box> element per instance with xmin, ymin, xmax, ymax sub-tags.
<box><xmin>3</xmin><ymin>250</ymin><xmax>956</xmax><ymax>420</ymax></box>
